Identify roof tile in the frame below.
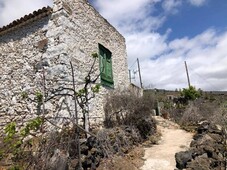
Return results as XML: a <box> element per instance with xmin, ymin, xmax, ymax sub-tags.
<box><xmin>0</xmin><ymin>6</ymin><xmax>52</xmax><ymax>35</ymax></box>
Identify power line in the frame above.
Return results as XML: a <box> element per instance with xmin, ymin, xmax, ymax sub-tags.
<box><xmin>129</xmin><ymin>58</ymin><xmax>143</xmax><ymax>88</ymax></box>
<box><xmin>129</xmin><ymin>59</ymin><xmax>137</xmax><ymax>69</ymax></box>
<box><xmin>188</xmin><ymin>65</ymin><xmax>220</xmax><ymax>90</ymax></box>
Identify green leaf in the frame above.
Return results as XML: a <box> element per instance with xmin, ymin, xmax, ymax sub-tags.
<box><xmin>21</xmin><ymin>91</ymin><xmax>28</xmax><ymax>99</ymax></box>
<box><xmin>91</xmin><ymin>84</ymin><xmax>100</xmax><ymax>93</ymax></box>
<box><xmin>5</xmin><ymin>122</ymin><xmax>16</xmax><ymax>136</ymax></box>
<box><xmin>92</xmin><ymin>53</ymin><xmax>98</xmax><ymax>58</ymax></box>
<box><xmin>35</xmin><ymin>91</ymin><xmax>43</xmax><ymax>104</ymax></box>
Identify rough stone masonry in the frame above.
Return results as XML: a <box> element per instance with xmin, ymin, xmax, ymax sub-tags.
<box><xmin>0</xmin><ymin>0</ymin><xmax>130</xmax><ymax>131</ymax></box>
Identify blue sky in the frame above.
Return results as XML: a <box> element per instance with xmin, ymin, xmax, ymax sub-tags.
<box><xmin>158</xmin><ymin>0</ymin><xmax>227</xmax><ymax>40</ymax></box>
<box><xmin>0</xmin><ymin>0</ymin><xmax>227</xmax><ymax>90</ymax></box>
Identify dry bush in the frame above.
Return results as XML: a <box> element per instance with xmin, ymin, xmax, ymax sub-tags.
<box><xmin>97</xmin><ymin>126</ymin><xmax>142</xmax><ymax>156</ymax></box>
<box><xmin>23</xmin><ymin>129</ymin><xmax>79</xmax><ymax>170</ymax></box>
<box><xmin>179</xmin><ymin>103</ymin><xmax>204</xmax><ymax>126</ymax></box>
<box><xmin>211</xmin><ymin>108</ymin><xmax>227</xmax><ymax>128</ymax></box>
<box><xmin>170</xmin><ymin>97</ymin><xmax>227</xmax><ymax>130</ymax></box>
<box><xmin>177</xmin><ymin>101</ymin><xmax>215</xmax><ymax>127</ymax></box>
<box><xmin>192</xmin><ymin>98</ymin><xmax>217</xmax><ymax>118</ymax></box>
<box><xmin>0</xmin><ymin>127</ymin><xmax>82</xmax><ymax>170</ymax></box>
<box><xmin>168</xmin><ymin>108</ymin><xmax>185</xmax><ymax>123</ymax></box>
<box><xmin>104</xmin><ymin>91</ymin><xmax>157</xmax><ymax>139</ymax></box>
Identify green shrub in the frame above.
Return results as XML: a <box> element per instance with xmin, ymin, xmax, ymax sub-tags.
<box><xmin>181</xmin><ymin>86</ymin><xmax>201</xmax><ymax>101</ymax></box>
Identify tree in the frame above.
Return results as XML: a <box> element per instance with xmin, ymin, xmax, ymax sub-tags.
<box><xmin>181</xmin><ymin>86</ymin><xmax>201</xmax><ymax>101</ymax></box>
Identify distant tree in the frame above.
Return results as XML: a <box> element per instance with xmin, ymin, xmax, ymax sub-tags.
<box><xmin>198</xmin><ymin>88</ymin><xmax>203</xmax><ymax>96</ymax></box>
<box><xmin>181</xmin><ymin>86</ymin><xmax>201</xmax><ymax>101</ymax></box>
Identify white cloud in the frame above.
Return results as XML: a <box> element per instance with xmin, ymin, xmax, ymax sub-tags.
<box><xmin>93</xmin><ymin>0</ymin><xmax>164</xmax><ymax>34</ymax></box>
<box><xmin>126</xmin><ymin>29</ymin><xmax>170</xmax><ymax>65</ymax></box>
<box><xmin>188</xmin><ymin>0</ymin><xmax>207</xmax><ymax>7</ymax></box>
<box><xmin>162</xmin><ymin>0</ymin><xmax>182</xmax><ymax>14</ymax></box>
<box><xmin>94</xmin><ymin>0</ymin><xmax>158</xmax><ymax>21</ymax></box>
<box><xmin>0</xmin><ymin>0</ymin><xmax>53</xmax><ymax>27</ymax></box>
<box><xmin>140</xmin><ymin>29</ymin><xmax>227</xmax><ymax>91</ymax></box>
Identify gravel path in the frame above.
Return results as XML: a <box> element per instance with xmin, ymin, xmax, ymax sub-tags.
<box><xmin>140</xmin><ymin>116</ymin><xmax>193</xmax><ymax>170</ymax></box>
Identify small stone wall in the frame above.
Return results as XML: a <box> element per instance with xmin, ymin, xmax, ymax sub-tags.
<box><xmin>129</xmin><ymin>83</ymin><xmax>143</xmax><ymax>97</ymax></box>
<box><xmin>175</xmin><ymin>121</ymin><xmax>226</xmax><ymax>169</ymax></box>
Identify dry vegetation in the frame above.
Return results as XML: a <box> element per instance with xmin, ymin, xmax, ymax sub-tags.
<box><xmin>145</xmin><ymin>89</ymin><xmax>227</xmax><ymax>129</ymax></box>
<box><xmin>0</xmin><ymin>91</ymin><xmax>158</xmax><ymax>170</ymax></box>
<box><xmin>104</xmin><ymin>91</ymin><xmax>157</xmax><ymax>139</ymax></box>
<box><xmin>145</xmin><ymin>89</ymin><xmax>227</xmax><ymax>169</ymax></box>
<box><xmin>169</xmin><ymin>93</ymin><xmax>227</xmax><ymax>129</ymax></box>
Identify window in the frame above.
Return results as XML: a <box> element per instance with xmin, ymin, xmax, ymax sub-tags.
<box><xmin>99</xmin><ymin>44</ymin><xmax>114</xmax><ymax>88</ymax></box>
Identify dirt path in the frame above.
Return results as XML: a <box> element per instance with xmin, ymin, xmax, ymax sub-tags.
<box><xmin>141</xmin><ymin>116</ymin><xmax>193</xmax><ymax>170</ymax></box>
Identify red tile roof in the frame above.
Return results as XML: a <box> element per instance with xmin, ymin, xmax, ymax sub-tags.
<box><xmin>0</xmin><ymin>6</ymin><xmax>52</xmax><ymax>35</ymax></box>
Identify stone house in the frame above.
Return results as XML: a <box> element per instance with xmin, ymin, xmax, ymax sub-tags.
<box><xmin>0</xmin><ymin>0</ymin><xmax>129</xmax><ymax>130</ymax></box>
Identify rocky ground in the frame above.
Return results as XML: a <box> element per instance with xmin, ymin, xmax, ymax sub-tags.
<box><xmin>97</xmin><ymin>117</ymin><xmax>227</xmax><ymax>170</ymax></box>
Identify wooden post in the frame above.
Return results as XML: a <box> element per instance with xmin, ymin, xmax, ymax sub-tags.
<box><xmin>184</xmin><ymin>61</ymin><xmax>191</xmax><ymax>88</ymax></box>
<box><xmin>137</xmin><ymin>58</ymin><xmax>143</xmax><ymax>88</ymax></box>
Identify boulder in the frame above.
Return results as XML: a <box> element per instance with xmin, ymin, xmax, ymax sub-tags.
<box><xmin>208</xmin><ymin>124</ymin><xmax>223</xmax><ymax>135</ymax></box>
<box><xmin>49</xmin><ymin>149</ymin><xmax>69</xmax><ymax>170</ymax></box>
<box><xmin>175</xmin><ymin>150</ymin><xmax>193</xmax><ymax>169</ymax></box>
<box><xmin>208</xmin><ymin>133</ymin><xmax>223</xmax><ymax>143</ymax></box>
<box><xmin>197</xmin><ymin>121</ymin><xmax>210</xmax><ymax>134</ymax></box>
<box><xmin>80</xmin><ymin>144</ymin><xmax>89</xmax><ymax>155</ymax></box>
<box><xmin>175</xmin><ymin>121</ymin><xmax>226</xmax><ymax>170</ymax></box>
<box><xmin>186</xmin><ymin>156</ymin><xmax>211</xmax><ymax>170</ymax></box>
<box><xmin>86</xmin><ymin>136</ymin><xmax>98</xmax><ymax>149</ymax></box>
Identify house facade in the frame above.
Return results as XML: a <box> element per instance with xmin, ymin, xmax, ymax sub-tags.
<box><xmin>0</xmin><ymin>0</ymin><xmax>129</xmax><ymax>130</ymax></box>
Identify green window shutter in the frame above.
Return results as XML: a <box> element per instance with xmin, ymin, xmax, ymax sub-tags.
<box><xmin>99</xmin><ymin>48</ymin><xmax>105</xmax><ymax>77</ymax></box>
<box><xmin>99</xmin><ymin>44</ymin><xmax>114</xmax><ymax>88</ymax></box>
<box><xmin>105</xmin><ymin>54</ymin><xmax>113</xmax><ymax>83</ymax></box>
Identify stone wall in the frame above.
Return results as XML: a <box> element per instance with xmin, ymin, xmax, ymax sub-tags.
<box><xmin>0</xmin><ymin>0</ymin><xmax>129</xmax><ymax>131</ymax></box>
<box><xmin>0</xmin><ymin>16</ymin><xmax>51</xmax><ymax>130</ymax></box>
<box><xmin>129</xmin><ymin>84</ymin><xmax>143</xmax><ymax>97</ymax></box>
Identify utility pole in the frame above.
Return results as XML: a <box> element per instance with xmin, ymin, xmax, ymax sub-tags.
<box><xmin>184</xmin><ymin>61</ymin><xmax>191</xmax><ymax>88</ymax></box>
<box><xmin>128</xmin><ymin>69</ymin><xmax>131</xmax><ymax>83</ymax></box>
<box><xmin>137</xmin><ymin>58</ymin><xmax>143</xmax><ymax>88</ymax></box>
